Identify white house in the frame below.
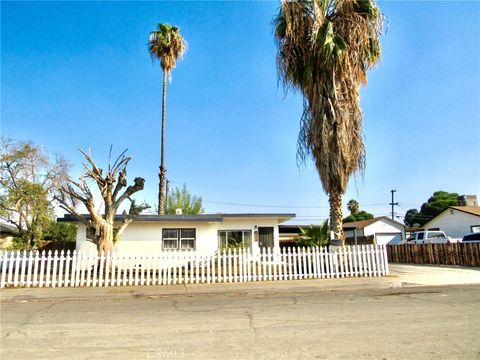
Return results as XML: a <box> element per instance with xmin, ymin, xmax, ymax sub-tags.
<box><xmin>421</xmin><ymin>206</ymin><xmax>480</xmax><ymax>238</ymax></box>
<box><xmin>343</xmin><ymin>217</ymin><xmax>405</xmax><ymax>245</ymax></box>
<box><xmin>58</xmin><ymin>213</ymin><xmax>295</xmax><ymax>255</ymax></box>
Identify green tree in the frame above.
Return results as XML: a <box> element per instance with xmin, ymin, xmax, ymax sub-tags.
<box><xmin>274</xmin><ymin>0</ymin><xmax>383</xmax><ymax>243</ymax></box>
<box><xmin>404</xmin><ymin>191</ymin><xmax>459</xmax><ymax>226</ymax></box>
<box><xmin>343</xmin><ymin>210</ymin><xmax>374</xmax><ymax>223</ymax></box>
<box><xmin>421</xmin><ymin>191</ymin><xmax>459</xmax><ymax>218</ymax></box>
<box><xmin>3</xmin><ymin>181</ymin><xmax>53</xmax><ymax>249</ymax></box>
<box><xmin>404</xmin><ymin>208</ymin><xmax>420</xmax><ymax>227</ymax></box>
<box><xmin>0</xmin><ymin>138</ymin><xmax>68</xmax><ymax>249</ymax></box>
<box><xmin>43</xmin><ymin>222</ymin><xmax>77</xmax><ymax>249</ymax></box>
<box><xmin>149</xmin><ymin>23</ymin><xmax>187</xmax><ymax>215</ymax></box>
<box><xmin>165</xmin><ymin>184</ymin><xmax>203</xmax><ymax>215</ymax></box>
<box><xmin>298</xmin><ymin>221</ymin><xmax>330</xmax><ymax>247</ymax></box>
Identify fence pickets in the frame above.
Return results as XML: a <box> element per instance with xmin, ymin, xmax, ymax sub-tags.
<box><xmin>0</xmin><ymin>245</ymin><xmax>389</xmax><ymax>289</ymax></box>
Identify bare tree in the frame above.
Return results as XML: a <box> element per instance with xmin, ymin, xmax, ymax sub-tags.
<box><xmin>55</xmin><ymin>148</ymin><xmax>149</xmax><ymax>254</ymax></box>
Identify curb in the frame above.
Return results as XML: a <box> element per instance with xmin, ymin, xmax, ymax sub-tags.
<box><xmin>1</xmin><ymin>276</ymin><xmax>400</xmax><ymax>303</ymax></box>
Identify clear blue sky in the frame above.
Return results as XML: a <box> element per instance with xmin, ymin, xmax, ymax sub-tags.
<box><xmin>2</xmin><ymin>1</ymin><xmax>479</xmax><ymax>224</ymax></box>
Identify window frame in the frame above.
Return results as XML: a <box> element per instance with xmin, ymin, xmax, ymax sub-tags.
<box><xmin>162</xmin><ymin>228</ymin><xmax>196</xmax><ymax>251</ymax></box>
<box><xmin>470</xmin><ymin>225</ymin><xmax>480</xmax><ymax>233</ymax></box>
<box><xmin>218</xmin><ymin>229</ymin><xmax>252</xmax><ymax>250</ymax></box>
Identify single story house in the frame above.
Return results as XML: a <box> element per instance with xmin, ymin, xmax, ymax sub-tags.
<box><xmin>343</xmin><ymin>217</ymin><xmax>406</xmax><ymax>245</ymax></box>
<box><xmin>58</xmin><ymin>213</ymin><xmax>295</xmax><ymax>255</ymax></box>
<box><xmin>421</xmin><ymin>206</ymin><xmax>480</xmax><ymax>238</ymax></box>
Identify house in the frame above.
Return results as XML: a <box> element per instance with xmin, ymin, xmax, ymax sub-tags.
<box><xmin>343</xmin><ymin>217</ymin><xmax>406</xmax><ymax>245</ymax></box>
<box><xmin>58</xmin><ymin>213</ymin><xmax>295</xmax><ymax>254</ymax></box>
<box><xmin>421</xmin><ymin>206</ymin><xmax>480</xmax><ymax>238</ymax></box>
<box><xmin>0</xmin><ymin>222</ymin><xmax>18</xmax><ymax>249</ymax></box>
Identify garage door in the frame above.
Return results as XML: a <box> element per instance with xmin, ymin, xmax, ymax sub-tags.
<box><xmin>375</xmin><ymin>233</ymin><xmax>402</xmax><ymax>245</ymax></box>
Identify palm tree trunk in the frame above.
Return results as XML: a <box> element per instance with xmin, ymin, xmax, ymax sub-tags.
<box><xmin>329</xmin><ymin>190</ymin><xmax>345</xmax><ymax>245</ymax></box>
<box><xmin>158</xmin><ymin>70</ymin><xmax>167</xmax><ymax>215</ymax></box>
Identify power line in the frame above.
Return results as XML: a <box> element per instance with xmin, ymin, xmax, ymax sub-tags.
<box><xmin>204</xmin><ymin>200</ymin><xmax>389</xmax><ymax>209</ymax></box>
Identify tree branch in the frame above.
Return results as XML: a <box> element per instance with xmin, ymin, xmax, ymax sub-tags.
<box><xmin>114</xmin><ymin>199</ymin><xmax>150</xmax><ymax>242</ymax></box>
<box><xmin>115</xmin><ymin>177</ymin><xmax>145</xmax><ymax>209</ymax></box>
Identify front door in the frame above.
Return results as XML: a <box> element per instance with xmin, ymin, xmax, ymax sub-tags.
<box><xmin>258</xmin><ymin>227</ymin><xmax>274</xmax><ymax>249</ymax></box>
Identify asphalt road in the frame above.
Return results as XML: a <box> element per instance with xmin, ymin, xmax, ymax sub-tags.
<box><xmin>1</xmin><ymin>285</ymin><xmax>479</xmax><ymax>360</ymax></box>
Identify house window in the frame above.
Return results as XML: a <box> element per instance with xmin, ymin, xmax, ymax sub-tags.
<box><xmin>162</xmin><ymin>229</ymin><xmax>196</xmax><ymax>251</ymax></box>
<box><xmin>218</xmin><ymin>230</ymin><xmax>252</xmax><ymax>250</ymax></box>
<box><xmin>471</xmin><ymin>225</ymin><xmax>480</xmax><ymax>233</ymax></box>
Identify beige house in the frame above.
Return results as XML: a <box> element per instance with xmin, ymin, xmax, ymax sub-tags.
<box><xmin>0</xmin><ymin>222</ymin><xmax>18</xmax><ymax>249</ymax></box>
<box><xmin>422</xmin><ymin>206</ymin><xmax>480</xmax><ymax>238</ymax></box>
<box><xmin>343</xmin><ymin>217</ymin><xmax>406</xmax><ymax>245</ymax></box>
<box><xmin>59</xmin><ymin>213</ymin><xmax>295</xmax><ymax>255</ymax></box>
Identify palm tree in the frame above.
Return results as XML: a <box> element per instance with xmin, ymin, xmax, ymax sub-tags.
<box><xmin>274</xmin><ymin>0</ymin><xmax>383</xmax><ymax>244</ymax></box>
<box><xmin>347</xmin><ymin>199</ymin><xmax>360</xmax><ymax>215</ymax></box>
<box><xmin>298</xmin><ymin>220</ymin><xmax>330</xmax><ymax>248</ymax></box>
<box><xmin>149</xmin><ymin>23</ymin><xmax>187</xmax><ymax>215</ymax></box>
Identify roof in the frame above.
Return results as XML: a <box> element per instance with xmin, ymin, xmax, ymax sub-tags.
<box><xmin>279</xmin><ymin>225</ymin><xmax>305</xmax><ymax>234</ymax></box>
<box><xmin>343</xmin><ymin>216</ymin><xmax>405</xmax><ymax>230</ymax></box>
<box><xmin>421</xmin><ymin>206</ymin><xmax>480</xmax><ymax>229</ymax></box>
<box><xmin>448</xmin><ymin>206</ymin><xmax>480</xmax><ymax>217</ymax></box>
<box><xmin>58</xmin><ymin>213</ymin><xmax>296</xmax><ymax>224</ymax></box>
<box><xmin>0</xmin><ymin>222</ymin><xmax>19</xmax><ymax>235</ymax></box>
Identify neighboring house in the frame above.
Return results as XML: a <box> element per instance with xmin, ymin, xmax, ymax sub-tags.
<box><xmin>0</xmin><ymin>222</ymin><xmax>19</xmax><ymax>249</ymax></box>
<box><xmin>421</xmin><ymin>206</ymin><xmax>480</xmax><ymax>238</ymax></box>
<box><xmin>343</xmin><ymin>217</ymin><xmax>406</xmax><ymax>245</ymax></box>
<box><xmin>58</xmin><ymin>213</ymin><xmax>295</xmax><ymax>254</ymax></box>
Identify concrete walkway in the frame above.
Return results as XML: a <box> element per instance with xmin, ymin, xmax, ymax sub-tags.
<box><xmin>1</xmin><ymin>263</ymin><xmax>479</xmax><ymax>302</ymax></box>
<box><xmin>390</xmin><ymin>263</ymin><xmax>480</xmax><ymax>286</ymax></box>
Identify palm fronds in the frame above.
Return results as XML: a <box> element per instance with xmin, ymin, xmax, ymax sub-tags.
<box><xmin>274</xmin><ymin>0</ymin><xmax>383</xmax><ymax>240</ymax></box>
<box><xmin>149</xmin><ymin>23</ymin><xmax>187</xmax><ymax>72</ymax></box>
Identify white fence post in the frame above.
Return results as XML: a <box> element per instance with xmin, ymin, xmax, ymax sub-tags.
<box><xmin>1</xmin><ymin>251</ymin><xmax>8</xmax><ymax>288</ymax></box>
<box><xmin>26</xmin><ymin>251</ymin><xmax>34</xmax><ymax>287</ymax></box>
<box><xmin>352</xmin><ymin>246</ymin><xmax>358</xmax><ymax>277</ymax></box>
<box><xmin>75</xmin><ymin>251</ymin><xmax>82</xmax><ymax>287</ymax></box>
<box><xmin>19</xmin><ymin>250</ymin><xmax>27</xmax><ymax>287</ymax></box>
<box><xmin>233</xmin><ymin>248</ymin><xmax>237</xmax><ymax>283</ymax></box>
<box><xmin>13</xmin><ymin>251</ymin><xmax>21</xmax><ymax>287</ymax></box>
<box><xmin>374</xmin><ymin>245</ymin><xmax>380</xmax><ymax>277</ymax></box>
<box><xmin>39</xmin><ymin>250</ymin><xmax>46</xmax><ymax>288</ymax></box>
<box><xmin>360</xmin><ymin>245</ymin><xmax>367</xmax><ymax>277</ymax></box>
<box><xmin>383</xmin><ymin>245</ymin><xmax>390</xmax><ymax>275</ymax></box>
<box><xmin>80</xmin><ymin>252</ymin><xmax>86</xmax><ymax>287</ymax></box>
<box><xmin>339</xmin><ymin>247</ymin><xmax>345</xmax><ymax>278</ymax></box>
<box><xmin>51</xmin><ymin>250</ymin><xmax>58</xmax><ymax>288</ymax></box>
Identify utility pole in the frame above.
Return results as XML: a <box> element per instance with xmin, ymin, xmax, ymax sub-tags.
<box><xmin>390</xmin><ymin>189</ymin><xmax>398</xmax><ymax>220</ymax></box>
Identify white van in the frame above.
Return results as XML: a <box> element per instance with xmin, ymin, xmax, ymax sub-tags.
<box><xmin>401</xmin><ymin>231</ymin><xmax>451</xmax><ymax>244</ymax></box>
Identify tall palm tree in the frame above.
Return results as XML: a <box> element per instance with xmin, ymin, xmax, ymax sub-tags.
<box><xmin>149</xmin><ymin>23</ymin><xmax>187</xmax><ymax>215</ymax></box>
<box><xmin>274</xmin><ymin>0</ymin><xmax>383</xmax><ymax>244</ymax></box>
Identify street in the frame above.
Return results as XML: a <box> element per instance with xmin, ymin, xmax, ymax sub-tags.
<box><xmin>1</xmin><ymin>284</ymin><xmax>479</xmax><ymax>360</ymax></box>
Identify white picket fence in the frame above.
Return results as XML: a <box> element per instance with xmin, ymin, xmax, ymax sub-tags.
<box><xmin>0</xmin><ymin>245</ymin><xmax>389</xmax><ymax>289</ymax></box>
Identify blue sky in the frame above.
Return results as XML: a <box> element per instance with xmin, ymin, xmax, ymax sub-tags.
<box><xmin>2</xmin><ymin>1</ymin><xmax>479</xmax><ymax>224</ymax></box>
